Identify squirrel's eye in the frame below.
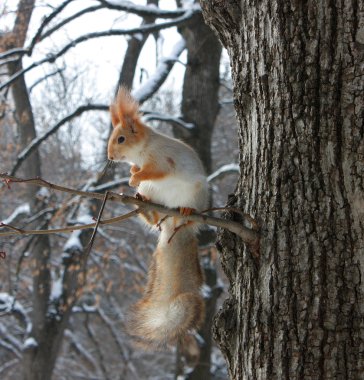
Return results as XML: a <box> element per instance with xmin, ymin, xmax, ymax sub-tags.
<box><xmin>117</xmin><ymin>136</ymin><xmax>125</xmax><ymax>144</ymax></box>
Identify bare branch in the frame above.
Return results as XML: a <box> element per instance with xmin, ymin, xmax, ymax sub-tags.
<box><xmin>0</xmin><ymin>174</ymin><xmax>260</xmax><ymax>246</ymax></box>
<box><xmin>0</xmin><ymin>48</ymin><xmax>28</xmax><ymax>61</ymax></box>
<box><xmin>29</xmin><ymin>67</ymin><xmax>65</xmax><ymax>92</ymax></box>
<box><xmin>0</xmin><ymin>210</ymin><xmax>139</xmax><ymax>237</ymax></box>
<box><xmin>0</xmin><ymin>293</ymin><xmax>32</xmax><ymax>335</ymax></box>
<box><xmin>30</xmin><ymin>5</ymin><xmax>104</xmax><ymax>49</ymax></box>
<box><xmin>27</xmin><ymin>0</ymin><xmax>74</xmax><ymax>53</ymax></box>
<box><xmin>0</xmin><ymin>2</ymin><xmax>198</xmax><ymax>60</ymax></box>
<box><xmin>0</xmin><ymin>56</ymin><xmax>53</xmax><ymax>90</ymax></box>
<box><xmin>9</xmin><ymin>104</ymin><xmax>109</xmax><ymax>176</ymax></box>
<box><xmin>84</xmin><ymin>312</ymin><xmax>109</xmax><ymax>379</ymax></box>
<box><xmin>0</xmin><ymin>358</ymin><xmax>18</xmax><ymax>375</ymax></box>
<box><xmin>96</xmin><ymin>307</ymin><xmax>137</xmax><ymax>376</ymax></box>
<box><xmin>142</xmin><ymin>112</ymin><xmax>195</xmax><ymax>138</ymax></box>
<box><xmin>0</xmin><ymin>10</ymin><xmax>195</xmax><ymax>91</ymax></box>
<box><xmin>64</xmin><ymin>330</ymin><xmax>97</xmax><ymax>371</ymax></box>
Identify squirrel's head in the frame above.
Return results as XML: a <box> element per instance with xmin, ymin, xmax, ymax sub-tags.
<box><xmin>107</xmin><ymin>87</ymin><xmax>147</xmax><ymax>162</ymax></box>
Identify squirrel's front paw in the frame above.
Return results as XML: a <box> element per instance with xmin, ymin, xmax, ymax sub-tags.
<box><xmin>129</xmin><ymin>175</ymin><xmax>140</xmax><ymax>187</ymax></box>
<box><xmin>130</xmin><ymin>165</ymin><xmax>140</xmax><ymax>175</ymax></box>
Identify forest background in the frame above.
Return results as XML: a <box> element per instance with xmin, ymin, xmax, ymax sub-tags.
<box><xmin>0</xmin><ymin>1</ymin><xmax>236</xmax><ymax>379</ymax></box>
<box><xmin>2</xmin><ymin>1</ymin><xmax>363</xmax><ymax>380</ymax></box>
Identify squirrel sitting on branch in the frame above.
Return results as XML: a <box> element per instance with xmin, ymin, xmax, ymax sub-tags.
<box><xmin>107</xmin><ymin>87</ymin><xmax>209</xmax><ymax>348</ymax></box>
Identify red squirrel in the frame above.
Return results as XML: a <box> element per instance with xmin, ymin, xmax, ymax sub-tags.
<box><xmin>107</xmin><ymin>87</ymin><xmax>208</xmax><ymax>348</ymax></box>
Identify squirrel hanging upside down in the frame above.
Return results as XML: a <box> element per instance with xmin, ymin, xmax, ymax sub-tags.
<box><xmin>107</xmin><ymin>87</ymin><xmax>209</xmax><ymax>348</ymax></box>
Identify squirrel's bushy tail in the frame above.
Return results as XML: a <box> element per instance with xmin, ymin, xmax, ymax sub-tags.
<box><xmin>127</xmin><ymin>222</ymin><xmax>205</xmax><ymax>348</ymax></box>
<box><xmin>128</xmin><ymin>292</ymin><xmax>205</xmax><ymax>348</ymax></box>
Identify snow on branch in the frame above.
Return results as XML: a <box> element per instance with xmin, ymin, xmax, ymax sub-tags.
<box><xmin>2</xmin><ymin>203</ymin><xmax>30</xmax><ymax>225</ymax></box>
<box><xmin>207</xmin><ymin>163</ymin><xmax>240</xmax><ymax>182</ymax></box>
<box><xmin>132</xmin><ymin>39</ymin><xmax>186</xmax><ymax>103</ymax></box>
<box><xmin>0</xmin><ymin>293</ymin><xmax>32</xmax><ymax>334</ymax></box>
<box><xmin>0</xmin><ymin>3</ymin><xmax>198</xmax><ymax>61</ymax></box>
<box><xmin>0</xmin><ymin>10</ymin><xmax>195</xmax><ymax>91</ymax></box>
<box><xmin>0</xmin><ymin>0</ymin><xmax>74</xmax><ymax>61</ymax></box>
<box><xmin>0</xmin><ymin>174</ymin><xmax>260</xmax><ymax>254</ymax></box>
<box><xmin>63</xmin><ymin>230</ymin><xmax>84</xmax><ymax>254</ymax></box>
<box><xmin>142</xmin><ymin>112</ymin><xmax>195</xmax><ymax>138</ymax></box>
<box><xmin>88</xmin><ymin>178</ymin><xmax>130</xmax><ymax>192</ymax></box>
<box><xmin>29</xmin><ymin>5</ymin><xmax>104</xmax><ymax>52</ymax></box>
<box><xmin>28</xmin><ymin>0</ymin><xmax>74</xmax><ymax>54</ymax></box>
<box><xmin>97</xmin><ymin>0</ymin><xmax>200</xmax><ymax>18</ymax></box>
<box><xmin>0</xmin><ymin>47</ymin><xmax>28</xmax><ymax>61</ymax></box>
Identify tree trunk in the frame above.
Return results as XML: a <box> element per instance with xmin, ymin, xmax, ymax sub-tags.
<box><xmin>2</xmin><ymin>2</ymin><xmax>59</xmax><ymax>379</ymax></box>
<box><xmin>117</xmin><ymin>0</ymin><xmax>159</xmax><ymax>89</ymax></box>
<box><xmin>176</xmin><ymin>12</ymin><xmax>222</xmax><ymax>174</ymax></box>
<box><xmin>200</xmin><ymin>1</ymin><xmax>364</xmax><ymax>379</ymax></box>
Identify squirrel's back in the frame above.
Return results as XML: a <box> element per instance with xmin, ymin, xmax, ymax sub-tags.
<box><xmin>137</xmin><ymin>129</ymin><xmax>209</xmax><ymax>212</ymax></box>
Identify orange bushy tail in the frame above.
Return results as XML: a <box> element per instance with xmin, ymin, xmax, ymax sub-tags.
<box><xmin>127</xmin><ymin>221</ymin><xmax>205</xmax><ymax>348</ymax></box>
<box><xmin>128</xmin><ymin>291</ymin><xmax>205</xmax><ymax>348</ymax></box>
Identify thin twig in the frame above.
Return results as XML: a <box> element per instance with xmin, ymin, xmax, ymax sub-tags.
<box><xmin>0</xmin><ymin>223</ymin><xmax>25</xmax><ymax>234</ymax></box>
<box><xmin>0</xmin><ymin>174</ymin><xmax>260</xmax><ymax>245</ymax></box>
<box><xmin>9</xmin><ymin>104</ymin><xmax>109</xmax><ymax>176</ymax></box>
<box><xmin>83</xmin><ymin>191</ymin><xmax>110</xmax><ymax>273</ymax></box>
<box><xmin>0</xmin><ymin>210</ymin><xmax>139</xmax><ymax>237</ymax></box>
<box><xmin>98</xmin><ymin>160</ymin><xmax>112</xmax><ymax>180</ymax></box>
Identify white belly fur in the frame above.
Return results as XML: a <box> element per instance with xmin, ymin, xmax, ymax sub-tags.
<box><xmin>138</xmin><ymin>176</ymin><xmax>208</xmax><ymax>211</ymax></box>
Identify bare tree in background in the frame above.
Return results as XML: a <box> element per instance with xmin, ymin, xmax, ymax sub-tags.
<box><xmin>0</xmin><ymin>1</ymin><xmax>232</xmax><ymax>379</ymax></box>
<box><xmin>174</xmin><ymin>1</ymin><xmax>222</xmax><ymax>378</ymax></box>
<box><xmin>200</xmin><ymin>1</ymin><xmax>364</xmax><ymax>379</ymax></box>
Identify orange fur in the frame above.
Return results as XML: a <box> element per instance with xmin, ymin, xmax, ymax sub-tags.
<box><xmin>127</xmin><ymin>225</ymin><xmax>205</xmax><ymax>349</ymax></box>
<box><xmin>110</xmin><ymin>87</ymin><xmax>139</xmax><ymax>129</ymax></box>
<box><xmin>130</xmin><ymin>162</ymin><xmax>168</xmax><ymax>187</ymax></box>
<box><xmin>138</xmin><ymin>209</ymin><xmax>162</xmax><ymax>226</ymax></box>
<box><xmin>130</xmin><ymin>164</ymin><xmax>140</xmax><ymax>175</ymax></box>
<box><xmin>179</xmin><ymin>207</ymin><xmax>195</xmax><ymax>216</ymax></box>
<box><xmin>108</xmin><ymin>87</ymin><xmax>146</xmax><ymax>161</ymax></box>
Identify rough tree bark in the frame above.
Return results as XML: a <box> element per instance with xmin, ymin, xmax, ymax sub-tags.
<box><xmin>200</xmin><ymin>1</ymin><xmax>364</xmax><ymax>379</ymax></box>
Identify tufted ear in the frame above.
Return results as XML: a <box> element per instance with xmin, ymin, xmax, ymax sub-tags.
<box><xmin>110</xmin><ymin>103</ymin><xmax>119</xmax><ymax>128</ymax></box>
<box><xmin>110</xmin><ymin>87</ymin><xmax>141</xmax><ymax>131</ymax></box>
